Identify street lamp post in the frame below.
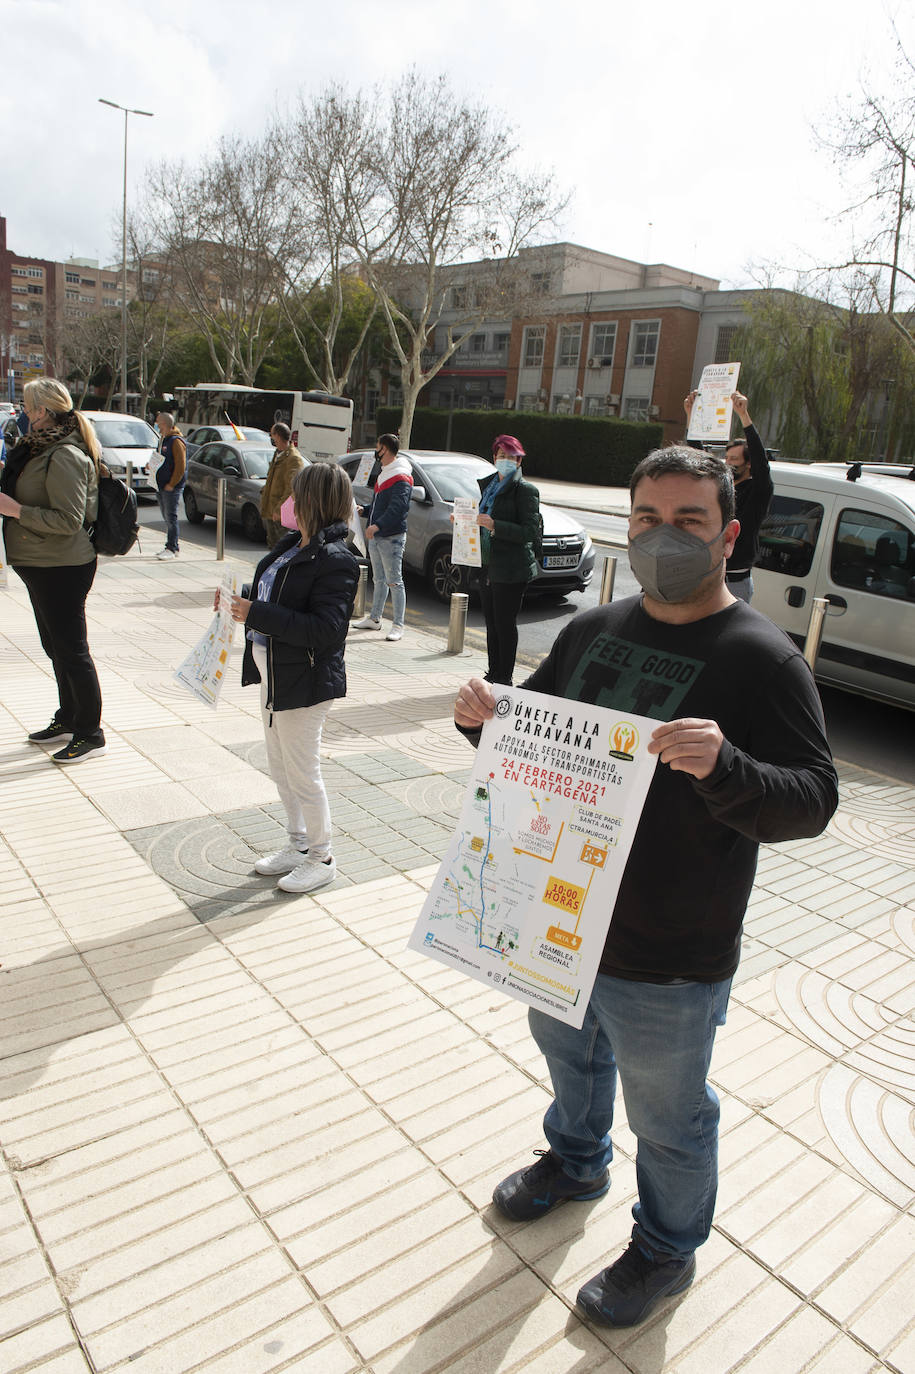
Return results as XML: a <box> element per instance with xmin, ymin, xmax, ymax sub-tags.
<box><xmin>98</xmin><ymin>98</ymin><xmax>153</xmax><ymax>414</ymax></box>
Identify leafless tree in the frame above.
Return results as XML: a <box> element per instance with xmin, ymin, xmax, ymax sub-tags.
<box><xmin>324</xmin><ymin>73</ymin><xmax>565</xmax><ymax>442</ymax></box>
<box><xmin>822</xmin><ymin>36</ymin><xmax>915</xmax><ymax>354</ymax></box>
<box><xmin>58</xmin><ymin>309</ymin><xmax>121</xmax><ymax>406</ymax></box>
<box><xmin>147</xmin><ymin>126</ymin><xmax>303</xmax><ymax>384</ymax></box>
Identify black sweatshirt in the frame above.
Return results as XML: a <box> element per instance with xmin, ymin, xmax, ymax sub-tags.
<box><xmin>461</xmin><ymin>597</ymin><xmax>838</xmax><ymax>983</ymax></box>
<box><xmin>729</xmin><ymin>424</ymin><xmax>774</xmax><ymax>572</ymax></box>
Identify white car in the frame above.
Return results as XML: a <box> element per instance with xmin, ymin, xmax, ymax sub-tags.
<box><xmin>82</xmin><ymin>411</ymin><xmax>161</xmax><ymax>496</ymax></box>
<box><xmin>754</xmin><ymin>461</ymin><xmax>915</xmax><ymax>709</ymax></box>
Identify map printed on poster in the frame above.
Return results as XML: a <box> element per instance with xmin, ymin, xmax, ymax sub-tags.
<box><xmin>174</xmin><ymin>574</ymin><xmax>238</xmax><ymax>707</ymax></box>
<box><xmin>451</xmin><ymin>496</ymin><xmax>481</xmax><ymax>567</ymax></box>
<box><xmin>686</xmin><ymin>361</ymin><xmax>741</xmax><ymax>442</ymax></box>
<box><xmin>0</xmin><ymin>521</ymin><xmax>7</xmax><ymax>589</ymax></box>
<box><xmin>408</xmin><ymin>685</ymin><xmax>657</xmax><ymax>1027</ymax></box>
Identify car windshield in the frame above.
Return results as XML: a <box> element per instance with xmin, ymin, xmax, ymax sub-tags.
<box><xmin>91</xmin><ymin>419</ymin><xmax>157</xmax><ymax>449</ymax></box>
<box><xmin>419</xmin><ymin>457</ymin><xmax>496</xmax><ymax>501</ymax></box>
<box><xmin>238</xmin><ymin>448</ymin><xmax>274</xmax><ymax>478</ymax></box>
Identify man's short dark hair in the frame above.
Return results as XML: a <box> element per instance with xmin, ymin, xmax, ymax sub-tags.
<box><xmin>725</xmin><ymin>438</ymin><xmax>748</xmax><ymax>459</ymax></box>
<box><xmin>377</xmin><ymin>432</ymin><xmax>400</xmax><ymax>455</ymax></box>
<box><xmin>629</xmin><ymin>445</ymin><xmax>735</xmax><ymax>525</ymax></box>
<box><xmin>271</xmin><ymin>422</ymin><xmax>291</xmax><ymax>443</ymax></box>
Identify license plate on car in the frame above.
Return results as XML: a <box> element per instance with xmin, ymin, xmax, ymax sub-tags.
<box><xmin>542</xmin><ymin>554</ymin><xmax>579</xmax><ymax>569</ymax></box>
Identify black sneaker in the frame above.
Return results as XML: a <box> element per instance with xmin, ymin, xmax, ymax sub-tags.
<box><xmin>52</xmin><ymin>736</ymin><xmax>108</xmax><ymax>765</ymax></box>
<box><xmin>492</xmin><ymin>1149</ymin><xmax>610</xmax><ymax>1221</ymax></box>
<box><xmin>28</xmin><ymin>715</ymin><xmax>73</xmax><ymax>744</ymax></box>
<box><xmin>576</xmin><ymin>1237</ymin><xmax>696</xmax><ymax>1327</ymax></box>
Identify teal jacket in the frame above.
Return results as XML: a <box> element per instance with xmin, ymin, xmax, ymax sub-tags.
<box><xmin>478</xmin><ymin>471</ymin><xmax>540</xmax><ymax>584</ymax></box>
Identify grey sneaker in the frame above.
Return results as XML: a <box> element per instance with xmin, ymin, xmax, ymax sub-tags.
<box><xmin>492</xmin><ymin>1149</ymin><xmax>610</xmax><ymax>1221</ymax></box>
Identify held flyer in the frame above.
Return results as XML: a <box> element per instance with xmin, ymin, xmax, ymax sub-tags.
<box><xmin>686</xmin><ymin>361</ymin><xmax>741</xmax><ymax>442</ymax></box>
<box><xmin>174</xmin><ymin>574</ymin><xmax>238</xmax><ymax>707</ymax></box>
<box><xmin>408</xmin><ymin>685</ymin><xmax>657</xmax><ymax>1027</ymax></box>
<box><xmin>451</xmin><ymin>496</ymin><xmax>481</xmax><ymax>567</ymax></box>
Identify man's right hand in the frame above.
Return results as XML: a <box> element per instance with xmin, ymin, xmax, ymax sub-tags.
<box><xmin>454</xmin><ymin>677</ymin><xmax>496</xmax><ymax>729</ymax></box>
<box><xmin>683</xmin><ymin>390</ymin><xmax>699</xmax><ymax>420</ymax></box>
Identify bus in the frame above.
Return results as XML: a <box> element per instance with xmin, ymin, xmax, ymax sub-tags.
<box><xmin>175</xmin><ymin>385</ymin><xmax>353</xmax><ymax>463</ymax></box>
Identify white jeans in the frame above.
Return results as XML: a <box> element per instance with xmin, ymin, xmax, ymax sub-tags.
<box><xmin>252</xmin><ymin>644</ymin><xmax>334</xmax><ymax>860</ymax></box>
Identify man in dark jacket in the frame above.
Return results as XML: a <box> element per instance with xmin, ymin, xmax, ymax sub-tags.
<box><xmin>454</xmin><ymin>445</ymin><xmax>838</xmax><ymax>1331</ymax></box>
<box><xmin>352</xmin><ymin>433</ymin><xmax>412</xmax><ymax>641</ymax></box>
<box><xmin>685</xmin><ymin>389</ymin><xmax>773</xmax><ymax>602</ymax></box>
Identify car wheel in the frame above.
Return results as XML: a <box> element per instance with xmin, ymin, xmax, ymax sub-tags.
<box><xmin>183</xmin><ymin>487</ymin><xmax>205</xmax><ymax>524</ymax></box>
<box><xmin>242</xmin><ymin>504</ymin><xmax>266</xmax><ymax>543</ymax></box>
<box><xmin>428</xmin><ymin>544</ymin><xmax>469</xmax><ymax>603</ymax></box>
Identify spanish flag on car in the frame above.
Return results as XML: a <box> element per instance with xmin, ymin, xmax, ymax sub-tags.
<box><xmin>223</xmin><ymin>412</ymin><xmax>245</xmax><ymax>441</ymax></box>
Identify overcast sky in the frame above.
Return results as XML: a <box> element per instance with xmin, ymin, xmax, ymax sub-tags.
<box><xmin>2</xmin><ymin>0</ymin><xmax>909</xmax><ymax>289</ymax></box>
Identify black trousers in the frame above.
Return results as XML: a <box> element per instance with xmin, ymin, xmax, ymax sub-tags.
<box><xmin>15</xmin><ymin>561</ymin><xmax>103</xmax><ymax>738</ymax></box>
<box><xmin>479</xmin><ymin>570</ymin><xmax>528</xmax><ymax>685</ymax></box>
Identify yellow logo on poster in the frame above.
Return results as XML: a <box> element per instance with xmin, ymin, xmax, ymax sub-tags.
<box><xmin>580</xmin><ymin>842</ymin><xmax>607</xmax><ymax>868</ymax></box>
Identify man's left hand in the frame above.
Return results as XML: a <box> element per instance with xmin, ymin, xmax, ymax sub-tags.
<box><xmin>366</xmin><ymin>523</ymin><xmax>378</xmax><ymax>540</ymax></box>
<box><xmin>648</xmin><ymin>718</ymin><xmax>724</xmax><ymax>780</ymax></box>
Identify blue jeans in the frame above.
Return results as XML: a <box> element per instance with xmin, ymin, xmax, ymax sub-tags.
<box><xmin>529</xmin><ymin>972</ymin><xmax>732</xmax><ymax>1259</ymax></box>
<box><xmin>158</xmin><ymin>486</ymin><xmax>181</xmax><ymax>552</ymax></box>
<box><xmin>368</xmin><ymin>533</ymin><xmax>406</xmax><ymax>626</ymax></box>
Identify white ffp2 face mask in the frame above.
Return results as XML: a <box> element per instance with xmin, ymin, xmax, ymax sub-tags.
<box><xmin>628</xmin><ymin>524</ymin><xmax>726</xmax><ymax>603</ymax></box>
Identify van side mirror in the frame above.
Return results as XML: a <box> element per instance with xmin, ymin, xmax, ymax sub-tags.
<box><xmin>410</xmin><ymin>485</ymin><xmax>428</xmax><ymax>503</ymax></box>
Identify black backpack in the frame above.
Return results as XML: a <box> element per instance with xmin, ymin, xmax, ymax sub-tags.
<box><xmin>90</xmin><ymin>464</ymin><xmax>140</xmax><ymax>556</ymax></box>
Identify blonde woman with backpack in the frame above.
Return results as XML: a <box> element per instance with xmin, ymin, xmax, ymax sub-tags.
<box><xmin>0</xmin><ymin>379</ymin><xmax>107</xmax><ymax>764</ymax></box>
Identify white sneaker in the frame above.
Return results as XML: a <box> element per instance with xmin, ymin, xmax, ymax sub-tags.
<box><xmin>254</xmin><ymin>845</ymin><xmax>307</xmax><ymax>876</ymax></box>
<box><xmin>352</xmin><ymin>615</ymin><xmax>382</xmax><ymax>630</ymax></box>
<box><xmin>156</xmin><ymin>548</ymin><xmax>178</xmax><ymax>560</ymax></box>
<box><xmin>277</xmin><ymin>855</ymin><xmax>337</xmax><ymax>893</ymax></box>
<box><xmin>385</xmin><ymin>626</ymin><xmax>404</xmax><ymax>641</ymax></box>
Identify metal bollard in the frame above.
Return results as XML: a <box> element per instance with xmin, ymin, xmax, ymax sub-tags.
<box><xmin>599</xmin><ymin>554</ymin><xmax>617</xmax><ymax>605</ymax></box>
<box><xmin>125</xmin><ymin>461</ymin><xmax>133</xmax><ymax>491</ymax></box>
<box><xmin>447</xmin><ymin>592</ymin><xmax>469</xmax><ymax>654</ymax></box>
<box><xmin>351</xmin><ymin>563</ymin><xmax>368</xmax><ymax>619</ymax></box>
<box><xmin>803</xmin><ymin>596</ymin><xmax>829</xmax><ymax>671</ymax></box>
<box><xmin>216</xmin><ymin>477</ymin><xmax>227</xmax><ymax>561</ymax></box>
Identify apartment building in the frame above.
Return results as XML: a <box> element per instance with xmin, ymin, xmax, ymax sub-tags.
<box><xmin>0</xmin><ymin>215</ymin><xmax>135</xmax><ymax>397</ymax></box>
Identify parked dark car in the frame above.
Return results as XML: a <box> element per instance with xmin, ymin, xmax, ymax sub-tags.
<box><xmin>339</xmin><ymin>449</ymin><xmax>595</xmax><ymax>602</ymax></box>
<box><xmin>183</xmin><ymin>440</ymin><xmax>302</xmax><ymax>542</ymax></box>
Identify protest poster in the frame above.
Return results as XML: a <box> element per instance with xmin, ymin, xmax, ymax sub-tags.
<box><xmin>451</xmin><ymin>496</ymin><xmax>481</xmax><ymax>567</ymax></box>
<box><xmin>354</xmin><ymin>451</ymin><xmax>376</xmax><ymax>486</ymax></box>
<box><xmin>408</xmin><ymin>685</ymin><xmax>657</xmax><ymax>1027</ymax></box>
<box><xmin>686</xmin><ymin>362</ymin><xmax>741</xmax><ymax>442</ymax></box>
<box><xmin>174</xmin><ymin>574</ymin><xmax>238</xmax><ymax>707</ymax></box>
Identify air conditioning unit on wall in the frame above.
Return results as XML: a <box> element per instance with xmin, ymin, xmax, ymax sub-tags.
<box><xmin>587</xmin><ymin>357</ymin><xmax>600</xmax><ymax>368</ymax></box>
<box><xmin>607</xmin><ymin>394</ymin><xmax>620</xmax><ymax>406</ymax></box>
<box><xmin>649</xmin><ymin>404</ymin><xmax>660</xmax><ymax>417</ymax></box>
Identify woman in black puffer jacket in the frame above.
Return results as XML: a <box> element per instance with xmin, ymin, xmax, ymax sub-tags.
<box><xmin>219</xmin><ymin>463</ymin><xmax>359</xmax><ymax>895</ymax></box>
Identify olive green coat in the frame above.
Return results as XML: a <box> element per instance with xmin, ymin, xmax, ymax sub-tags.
<box><xmin>478</xmin><ymin>471</ymin><xmax>540</xmax><ymax>584</ymax></box>
<box><xmin>6</xmin><ymin>437</ymin><xmax>98</xmax><ymax>567</ymax></box>
<box><xmin>260</xmin><ymin>445</ymin><xmax>305</xmax><ymax>520</ymax></box>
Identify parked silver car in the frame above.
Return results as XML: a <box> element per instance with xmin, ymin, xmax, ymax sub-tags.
<box><xmin>339</xmin><ymin>449</ymin><xmax>595</xmax><ymax>602</ymax></box>
<box><xmin>183</xmin><ymin>440</ymin><xmax>292</xmax><ymax>542</ymax></box>
<box><xmin>185</xmin><ymin>424</ymin><xmax>271</xmax><ymax>447</ymax></box>
<box><xmin>82</xmin><ymin>411</ymin><xmax>161</xmax><ymax>495</ymax></box>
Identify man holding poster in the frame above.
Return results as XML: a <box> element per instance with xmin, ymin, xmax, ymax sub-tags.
<box><xmin>454</xmin><ymin>446</ymin><xmax>838</xmax><ymax>1329</ymax></box>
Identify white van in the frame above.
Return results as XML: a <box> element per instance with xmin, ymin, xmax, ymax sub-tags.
<box><xmin>83</xmin><ymin>411</ymin><xmax>161</xmax><ymax>495</ymax></box>
<box><xmin>753</xmin><ymin>462</ymin><xmax>915</xmax><ymax>710</ymax></box>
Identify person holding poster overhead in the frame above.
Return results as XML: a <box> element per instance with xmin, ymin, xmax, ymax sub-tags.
<box><xmin>219</xmin><ymin>463</ymin><xmax>359</xmax><ymax>895</ymax></box>
<box><xmin>475</xmin><ymin>434</ymin><xmax>540</xmax><ymax>685</ymax></box>
<box><xmin>685</xmin><ymin>389</ymin><xmax>773</xmax><ymax>602</ymax></box>
<box><xmin>454</xmin><ymin>444</ymin><xmax>837</xmax><ymax>1329</ymax></box>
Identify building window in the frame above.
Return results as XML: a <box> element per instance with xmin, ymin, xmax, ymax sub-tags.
<box><xmin>630</xmin><ymin>321</ymin><xmax>660</xmax><ymax>368</ymax></box>
<box><xmin>79</xmin><ymin>295</ymin><xmax>95</xmax><ymax>304</ymax></box>
<box><xmin>27</xmin><ymin>285</ymin><xmax>43</xmax><ymax>295</ymax></box>
<box><xmin>11</xmin><ymin>266</ymin><xmax>27</xmax><ymax>277</ymax></box>
<box><xmin>714</xmin><ymin>325</ymin><xmax>739</xmax><ymax>363</ymax></box>
<box><xmin>517</xmin><ymin>393</ymin><xmax>540</xmax><ymax>411</ymax></box>
<box><xmin>28</xmin><ymin>353</ymin><xmax>43</xmax><ymax>366</ymax></box>
<box><xmin>27</xmin><ymin>268</ymin><xmax>44</xmax><ymax>278</ymax></box>
<box><xmin>624</xmin><ymin>398</ymin><xmax>650</xmax><ymax>422</ymax></box>
<box><xmin>468</xmin><ymin>333</ymin><xmax>487</xmax><ymax>354</ymax></box>
<box><xmin>80</xmin><ymin>278</ymin><xmax>96</xmax><ymax>287</ymax></box>
<box><xmin>551</xmin><ymin>394</ymin><xmax>573</xmax><ymax>414</ymax></box>
<box><xmin>142</xmin><ymin>269</ymin><xmax>160</xmax><ymax>283</ymax></box>
<box><xmin>589</xmin><ymin>322</ymin><xmax>617</xmax><ymax>367</ymax></box>
<box><xmin>585</xmin><ymin>396</ymin><xmax>608</xmax><ymax>416</ymax></box>
<box><xmin>531</xmin><ymin>271</ymin><xmax>551</xmax><ymax>296</ymax></box>
<box><xmin>65</xmin><ymin>270</ymin><xmax>80</xmax><ymax>283</ymax></box>
<box><xmin>103</xmin><ymin>297</ymin><xmax>117</xmax><ymax>307</ymax></box>
<box><xmin>388</xmin><ymin>387</ymin><xmax>403</xmax><ymax>408</ymax></box>
<box><xmin>365</xmin><ymin>389</ymin><xmax>379</xmax><ymax>421</ymax></box>
<box><xmin>450</xmin><ymin>285</ymin><xmax>468</xmax><ymax>309</ymax></box>
<box><xmin>494</xmin><ymin>333</ymin><xmax>510</xmax><ymax>352</ymax></box>
<box><xmin>557</xmin><ymin>323</ymin><xmax>582</xmax><ymax>369</ymax></box>
<box><xmin>12</xmin><ymin>285</ymin><xmax>27</xmax><ymax>296</ymax></box>
<box><xmin>522</xmin><ymin>326</ymin><xmax>545</xmax><ymax>368</ymax></box>
<box><xmin>65</xmin><ymin>290</ymin><xmax>79</xmax><ymax>301</ymax></box>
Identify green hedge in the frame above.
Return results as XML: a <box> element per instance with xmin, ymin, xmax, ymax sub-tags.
<box><xmin>376</xmin><ymin>407</ymin><xmax>664</xmax><ymax>486</ymax></box>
